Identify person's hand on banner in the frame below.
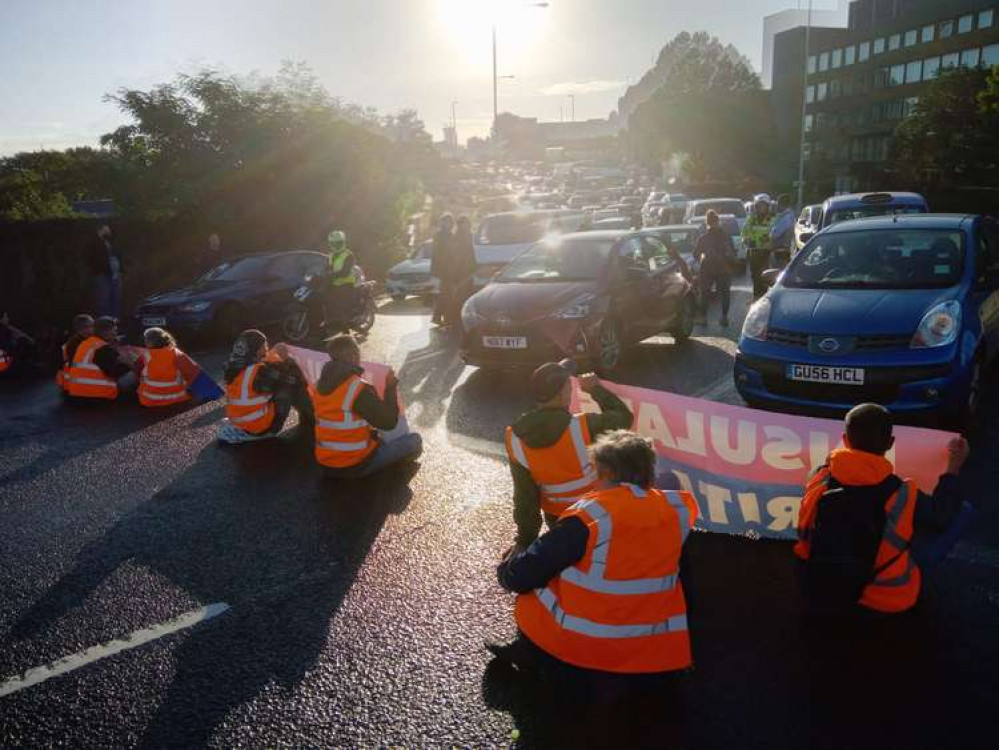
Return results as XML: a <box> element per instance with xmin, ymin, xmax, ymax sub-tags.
<box><xmin>946</xmin><ymin>436</ymin><xmax>971</xmax><ymax>475</ymax></box>
<box><xmin>385</xmin><ymin>368</ymin><xmax>399</xmax><ymax>391</ymax></box>
<box><xmin>578</xmin><ymin>373</ymin><xmax>601</xmax><ymax>394</ymax></box>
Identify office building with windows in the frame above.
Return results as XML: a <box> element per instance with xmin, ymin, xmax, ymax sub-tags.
<box><xmin>770</xmin><ymin>0</ymin><xmax>999</xmax><ymax>197</ymax></box>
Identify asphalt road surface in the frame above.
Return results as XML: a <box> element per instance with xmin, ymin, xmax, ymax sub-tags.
<box><xmin>2</xmin><ymin>283</ymin><xmax>998</xmax><ymax>749</ymax></box>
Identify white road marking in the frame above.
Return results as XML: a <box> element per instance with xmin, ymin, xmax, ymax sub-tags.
<box><xmin>0</xmin><ymin>602</ymin><xmax>230</xmax><ymax>698</ymax></box>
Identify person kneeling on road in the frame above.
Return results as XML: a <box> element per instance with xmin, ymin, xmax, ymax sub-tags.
<box><xmin>505</xmin><ymin>360</ymin><xmax>634</xmax><ymax>554</ymax></box>
<box><xmin>137</xmin><ymin>327</ymin><xmax>196</xmax><ymax>408</ymax></box>
<box><xmin>490</xmin><ymin>430</ymin><xmax>699</xmax><ymax>676</ymax></box>
<box><xmin>219</xmin><ymin>329</ymin><xmax>313</xmax><ymax>444</ymax></box>
<box><xmin>0</xmin><ymin>311</ymin><xmax>39</xmax><ymax>377</ymax></box>
<box><xmin>311</xmin><ymin>334</ymin><xmax>422</xmax><ymax>478</ymax></box>
<box><xmin>61</xmin><ymin>316</ymin><xmax>138</xmax><ymax>401</ymax></box>
<box><xmin>795</xmin><ymin>403</ymin><xmax>974</xmax><ymax>615</ymax></box>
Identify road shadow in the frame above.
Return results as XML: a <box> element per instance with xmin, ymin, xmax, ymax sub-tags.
<box><xmin>445</xmin><ymin>367</ymin><xmax>534</xmax><ymax>451</ymax></box>
<box><xmin>396</xmin><ymin>334</ymin><xmax>468</xmax><ymax>430</ymax></box>
<box><xmin>7</xmin><ymin>433</ymin><xmax>417</xmax><ymax>749</ymax></box>
<box><xmin>0</xmin><ymin>379</ymin><xmax>208</xmax><ymax>487</ymax></box>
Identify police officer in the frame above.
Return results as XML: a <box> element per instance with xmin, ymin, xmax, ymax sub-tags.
<box><xmin>324</xmin><ymin>230</ymin><xmax>358</xmax><ymax>334</ymax></box>
<box><xmin>743</xmin><ymin>194</ymin><xmax>775</xmax><ymax>299</ymax></box>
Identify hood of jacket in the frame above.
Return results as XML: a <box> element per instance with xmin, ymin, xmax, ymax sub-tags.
<box><xmin>512</xmin><ymin>406</ymin><xmax>573</xmax><ymax>449</ymax></box>
<box><xmin>317</xmin><ymin>359</ymin><xmax>364</xmax><ymax>396</ymax></box>
<box><xmin>828</xmin><ymin>447</ymin><xmax>894</xmax><ymax>486</ymax></box>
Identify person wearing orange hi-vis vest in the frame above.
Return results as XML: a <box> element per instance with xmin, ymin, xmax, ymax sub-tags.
<box><xmin>504</xmin><ymin>359</ymin><xmax>634</xmax><ymax>554</ymax></box>
<box><xmin>61</xmin><ymin>317</ymin><xmax>139</xmax><ymax>401</ymax></box>
<box><xmin>136</xmin><ymin>327</ymin><xmax>195</xmax><ymax>408</ymax></box>
<box><xmin>491</xmin><ymin>430</ymin><xmax>699</xmax><ymax>677</ymax></box>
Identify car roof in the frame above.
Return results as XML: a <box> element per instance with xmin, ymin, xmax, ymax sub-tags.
<box><xmin>821</xmin><ymin>213</ymin><xmax>978</xmax><ymax>234</ymax></box>
<box><xmin>557</xmin><ymin>230</ymin><xmax>632</xmax><ymax>242</ymax></box>
<box><xmin>823</xmin><ymin>191</ymin><xmax>926</xmax><ymax>209</ymax></box>
<box><xmin>638</xmin><ymin>225</ymin><xmax>698</xmax><ymax>233</ymax></box>
<box><xmin>229</xmin><ymin>250</ymin><xmax>324</xmax><ymax>261</ymax></box>
<box><xmin>688</xmin><ymin>197</ymin><xmax>742</xmax><ymax>204</ymax></box>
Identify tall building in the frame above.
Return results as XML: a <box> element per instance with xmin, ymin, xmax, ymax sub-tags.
<box><xmin>770</xmin><ymin>0</ymin><xmax>999</xmax><ymax>197</ymax></box>
<box><xmin>762</xmin><ymin>1</ymin><xmax>849</xmax><ymax>88</ymax></box>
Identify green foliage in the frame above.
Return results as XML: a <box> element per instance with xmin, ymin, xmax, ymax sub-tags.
<box><xmin>627</xmin><ymin>32</ymin><xmax>775</xmax><ymax>182</ymax></box>
<box><xmin>0</xmin><ymin>169</ymin><xmax>77</xmax><ymax>221</ymax></box>
<box><xmin>892</xmin><ymin>66</ymin><xmax>999</xmax><ymax>188</ymax></box>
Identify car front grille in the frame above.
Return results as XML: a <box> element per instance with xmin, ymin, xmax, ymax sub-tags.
<box><xmin>765</xmin><ymin>328</ymin><xmax>808</xmax><ymax>347</ymax></box>
<box><xmin>762</xmin><ymin>377</ymin><xmax>900</xmax><ymax>405</ymax></box>
<box><xmin>765</xmin><ymin>329</ymin><xmax>911</xmax><ymax>352</ymax></box>
<box><xmin>855</xmin><ymin>334</ymin><xmax>912</xmax><ymax>351</ymax></box>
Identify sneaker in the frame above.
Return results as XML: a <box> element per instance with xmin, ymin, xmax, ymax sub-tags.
<box><xmin>218</xmin><ymin>419</ymin><xmax>271</xmax><ymax>445</ymax></box>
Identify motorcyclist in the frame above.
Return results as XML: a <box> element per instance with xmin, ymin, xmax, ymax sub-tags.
<box><xmin>743</xmin><ymin>194</ymin><xmax>776</xmax><ymax>299</ymax></box>
<box><xmin>323</xmin><ymin>230</ymin><xmax>358</xmax><ymax>335</ymax></box>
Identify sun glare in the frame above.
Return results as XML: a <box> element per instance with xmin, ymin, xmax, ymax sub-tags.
<box><xmin>435</xmin><ymin>0</ymin><xmax>552</xmax><ymax>74</ymax></box>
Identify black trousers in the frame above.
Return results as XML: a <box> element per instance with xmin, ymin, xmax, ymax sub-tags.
<box><xmin>749</xmin><ymin>247</ymin><xmax>772</xmax><ymax>299</ymax></box>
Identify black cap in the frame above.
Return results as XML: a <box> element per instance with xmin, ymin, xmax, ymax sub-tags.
<box><xmin>529</xmin><ymin>358</ymin><xmax>577</xmax><ymax>402</ymax></box>
<box><xmin>230</xmin><ymin>329</ymin><xmax>267</xmax><ymax>359</ymax></box>
<box><xmin>94</xmin><ymin>316</ymin><xmax>118</xmax><ymax>336</ymax></box>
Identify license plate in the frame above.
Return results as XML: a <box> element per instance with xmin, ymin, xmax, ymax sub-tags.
<box><xmin>786</xmin><ymin>364</ymin><xmax>865</xmax><ymax>385</ymax></box>
<box><xmin>482</xmin><ymin>335</ymin><xmax>528</xmax><ymax>350</ymax></box>
<box><xmin>142</xmin><ymin>317</ymin><xmax>167</xmax><ymax>326</ymax></box>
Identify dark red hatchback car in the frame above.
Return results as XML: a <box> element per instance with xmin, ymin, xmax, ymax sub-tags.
<box><xmin>459</xmin><ymin>231</ymin><xmax>695</xmax><ymax>373</ymax></box>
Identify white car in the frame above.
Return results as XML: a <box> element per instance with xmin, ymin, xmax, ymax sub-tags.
<box><xmin>386</xmin><ymin>241</ymin><xmax>439</xmax><ymax>301</ymax></box>
<box><xmin>472</xmin><ymin>210</ymin><xmax>587</xmax><ymax>287</ymax></box>
<box><xmin>687</xmin><ymin>214</ymin><xmax>747</xmax><ymax>266</ymax></box>
<box><xmin>794</xmin><ymin>204</ymin><xmax>824</xmax><ymax>253</ymax></box>
<box><xmin>684</xmin><ymin>198</ymin><xmax>748</xmax><ymax>231</ymax></box>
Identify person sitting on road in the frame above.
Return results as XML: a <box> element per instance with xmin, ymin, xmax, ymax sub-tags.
<box><xmin>219</xmin><ymin>329</ymin><xmax>313</xmax><ymax>444</ymax></box>
<box><xmin>693</xmin><ymin>209</ymin><xmax>736</xmax><ymax>328</ymax></box>
<box><xmin>57</xmin><ymin>313</ymin><xmax>95</xmax><ymax>389</ymax></box>
<box><xmin>61</xmin><ymin>316</ymin><xmax>139</xmax><ymax>401</ymax></box>
<box><xmin>490</xmin><ymin>430</ymin><xmax>700</xmax><ymax>677</ymax></box>
<box><xmin>136</xmin><ymin>327</ymin><xmax>197</xmax><ymax>408</ymax></box>
<box><xmin>504</xmin><ymin>359</ymin><xmax>634</xmax><ymax>554</ymax></box>
<box><xmin>310</xmin><ymin>334</ymin><xmax>422</xmax><ymax>478</ymax></box>
<box><xmin>0</xmin><ymin>311</ymin><xmax>38</xmax><ymax>378</ymax></box>
<box><xmin>795</xmin><ymin>403</ymin><xmax>974</xmax><ymax>615</ymax></box>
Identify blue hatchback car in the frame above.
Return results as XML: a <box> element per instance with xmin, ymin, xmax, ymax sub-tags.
<box><xmin>736</xmin><ymin>215</ymin><xmax>999</xmax><ymax>425</ymax></box>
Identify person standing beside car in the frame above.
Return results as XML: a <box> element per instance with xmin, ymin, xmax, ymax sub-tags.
<box><xmin>451</xmin><ymin>215</ymin><xmax>478</xmax><ymax>326</ymax></box>
<box><xmin>743</xmin><ymin>196</ymin><xmax>775</xmax><ymax>300</ymax></box>
<box><xmin>323</xmin><ymin>230</ymin><xmax>358</xmax><ymax>335</ymax></box>
<box><xmin>89</xmin><ymin>225</ymin><xmax>124</xmax><ymax>319</ymax></box>
<box><xmin>693</xmin><ymin>210</ymin><xmax>736</xmax><ymax>327</ymax></box>
<box><xmin>430</xmin><ymin>213</ymin><xmax>456</xmax><ymax>328</ymax></box>
<box><xmin>198</xmin><ymin>232</ymin><xmax>223</xmax><ymax>274</ymax></box>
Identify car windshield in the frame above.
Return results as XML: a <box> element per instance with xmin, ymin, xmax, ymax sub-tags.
<box><xmin>826</xmin><ymin>204</ymin><xmax>925</xmax><ymax>225</ymax></box>
<box><xmin>694</xmin><ymin>200</ymin><xmax>746</xmax><ymax>218</ymax></box>
<box><xmin>784</xmin><ymin>229</ymin><xmax>964</xmax><ymax>290</ymax></box>
<box><xmin>202</xmin><ymin>256</ymin><xmax>273</xmax><ymax>282</ymax></box>
<box><xmin>496</xmin><ymin>237</ymin><xmax>615</xmax><ymax>282</ymax></box>
<box><xmin>476</xmin><ymin>215</ymin><xmax>547</xmax><ymax>245</ymax></box>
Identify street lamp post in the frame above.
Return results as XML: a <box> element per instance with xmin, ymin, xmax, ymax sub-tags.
<box><xmin>492</xmin><ymin>2</ymin><xmax>549</xmax><ymax>139</ymax></box>
<box><xmin>796</xmin><ymin>0</ymin><xmax>813</xmax><ymax>210</ymax></box>
<box><xmin>451</xmin><ymin>99</ymin><xmax>458</xmax><ymax>142</ymax></box>
<box><xmin>568</xmin><ymin>94</ymin><xmax>575</xmax><ymax>122</ymax></box>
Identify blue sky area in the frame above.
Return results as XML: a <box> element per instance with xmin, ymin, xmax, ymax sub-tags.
<box><xmin>0</xmin><ymin>0</ymin><xmax>845</xmax><ymax>154</ymax></box>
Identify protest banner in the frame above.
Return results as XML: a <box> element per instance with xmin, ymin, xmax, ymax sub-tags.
<box><xmin>572</xmin><ymin>380</ymin><xmax>957</xmax><ymax>540</ymax></box>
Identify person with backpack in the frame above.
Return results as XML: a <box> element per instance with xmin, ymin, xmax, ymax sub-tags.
<box><xmin>794</xmin><ymin>403</ymin><xmax>973</xmax><ymax>615</ymax></box>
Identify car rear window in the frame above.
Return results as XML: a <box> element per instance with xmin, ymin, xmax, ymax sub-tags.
<box><xmin>784</xmin><ymin>229</ymin><xmax>964</xmax><ymax>290</ymax></box>
<box><xmin>496</xmin><ymin>237</ymin><xmax>615</xmax><ymax>282</ymax></box>
<box><xmin>693</xmin><ymin>200</ymin><xmax>746</xmax><ymax>218</ymax></box>
<box><xmin>204</xmin><ymin>256</ymin><xmax>272</xmax><ymax>281</ymax></box>
<box><xmin>825</xmin><ymin>204</ymin><xmax>926</xmax><ymax>225</ymax></box>
<box><xmin>476</xmin><ymin>215</ymin><xmax>548</xmax><ymax>245</ymax></box>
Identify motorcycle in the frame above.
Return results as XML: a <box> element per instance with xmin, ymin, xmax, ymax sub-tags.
<box><xmin>281</xmin><ymin>268</ymin><xmax>377</xmax><ymax>343</ymax></box>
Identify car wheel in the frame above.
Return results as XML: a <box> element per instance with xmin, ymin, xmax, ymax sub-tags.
<box><xmin>282</xmin><ymin>308</ymin><xmax>310</xmax><ymax>343</ymax></box>
<box><xmin>214</xmin><ymin>305</ymin><xmax>243</xmax><ymax>343</ymax></box>
<box><xmin>391</xmin><ymin>294</ymin><xmax>406</xmax><ymax>302</ymax></box>
<box><xmin>671</xmin><ymin>296</ymin><xmax>695</xmax><ymax>344</ymax></box>
<box><xmin>594</xmin><ymin>320</ymin><xmax>622</xmax><ymax>374</ymax></box>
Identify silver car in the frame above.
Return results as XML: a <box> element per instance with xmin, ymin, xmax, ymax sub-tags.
<box><xmin>386</xmin><ymin>241</ymin><xmax>439</xmax><ymax>302</ymax></box>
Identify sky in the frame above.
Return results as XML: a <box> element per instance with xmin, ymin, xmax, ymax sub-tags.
<box><xmin>0</xmin><ymin>0</ymin><xmax>845</xmax><ymax>155</ymax></box>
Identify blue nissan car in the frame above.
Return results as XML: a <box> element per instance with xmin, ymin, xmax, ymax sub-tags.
<box><xmin>735</xmin><ymin>215</ymin><xmax>999</xmax><ymax>426</ymax></box>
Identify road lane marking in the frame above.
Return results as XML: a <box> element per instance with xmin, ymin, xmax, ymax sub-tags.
<box><xmin>0</xmin><ymin>602</ymin><xmax>229</xmax><ymax>698</ymax></box>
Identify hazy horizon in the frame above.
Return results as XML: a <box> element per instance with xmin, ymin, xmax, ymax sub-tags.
<box><xmin>0</xmin><ymin>0</ymin><xmax>845</xmax><ymax>156</ymax></box>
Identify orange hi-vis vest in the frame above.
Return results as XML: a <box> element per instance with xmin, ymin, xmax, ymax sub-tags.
<box><xmin>63</xmin><ymin>336</ymin><xmax>118</xmax><ymax>399</ymax></box>
<box><xmin>138</xmin><ymin>347</ymin><xmax>190</xmax><ymax>407</ymax></box>
<box><xmin>795</xmin><ymin>449</ymin><xmax>921</xmax><ymax>613</ymax></box>
<box><xmin>225</xmin><ymin>363</ymin><xmax>277</xmax><ymax>434</ymax></box>
<box><xmin>515</xmin><ymin>484</ymin><xmax>699</xmax><ymax>674</ymax></box>
<box><xmin>0</xmin><ymin>347</ymin><xmax>11</xmax><ymax>372</ymax></box>
<box><xmin>311</xmin><ymin>374</ymin><xmax>378</xmax><ymax>469</ymax></box>
<box><xmin>506</xmin><ymin>414</ymin><xmax>597</xmax><ymax>517</ymax></box>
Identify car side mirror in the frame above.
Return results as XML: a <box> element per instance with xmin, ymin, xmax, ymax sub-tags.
<box><xmin>760</xmin><ymin>268</ymin><xmax>781</xmax><ymax>287</ymax></box>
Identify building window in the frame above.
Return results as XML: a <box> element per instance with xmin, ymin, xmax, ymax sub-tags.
<box><xmin>817</xmin><ymin>82</ymin><xmax>828</xmax><ymax>101</ymax></box>
<box><xmin>940</xmin><ymin>20</ymin><xmax>954</xmax><ymax>39</ymax></box>
<box><xmin>904</xmin><ymin>97</ymin><xmax>920</xmax><ymax>117</ymax></box>
<box><xmin>859</xmin><ymin>41</ymin><xmax>871</xmax><ymax>61</ymax></box>
<box><xmin>889</xmin><ymin>64</ymin><xmax>905</xmax><ymax>86</ymax></box>
<box><xmin>819</xmin><ymin>52</ymin><xmax>829</xmax><ymax>71</ymax></box>
<box><xmin>874</xmin><ymin>37</ymin><xmax>886</xmax><ymax>54</ymax></box>
<box><xmin>830</xmin><ymin>79</ymin><xmax>842</xmax><ymax>98</ymax></box>
<box><xmin>904</xmin><ymin>29</ymin><xmax>917</xmax><ymax>47</ymax></box>
<box><xmin>942</xmin><ymin>51</ymin><xmax>960</xmax><ymax>69</ymax></box>
<box><xmin>844</xmin><ymin>45</ymin><xmax>856</xmax><ymax>66</ymax></box>
<box><xmin>961</xmin><ymin>47</ymin><xmax>981</xmax><ymax>67</ymax></box>
<box><xmin>887</xmin><ymin>99</ymin><xmax>904</xmax><ymax>120</ymax></box>
<box><xmin>832</xmin><ymin>48</ymin><xmax>843</xmax><ymax>68</ymax></box>
<box><xmin>874</xmin><ymin>67</ymin><xmax>890</xmax><ymax>88</ymax></box>
<box><xmin>983</xmin><ymin>44</ymin><xmax>999</xmax><ymax>68</ymax></box>
<box><xmin>923</xmin><ymin>56</ymin><xmax>941</xmax><ymax>79</ymax></box>
<box><xmin>808</xmin><ymin>55</ymin><xmax>817</xmax><ymax>74</ymax></box>
<box><xmin>804</xmin><ymin>114</ymin><xmax>814</xmax><ymax>133</ymax></box>
<box><xmin>806</xmin><ymin>85</ymin><xmax>816</xmax><ymax>103</ymax></box>
<box><xmin>981</xmin><ymin>10</ymin><xmax>995</xmax><ymax>29</ymax></box>
<box><xmin>889</xmin><ymin>34</ymin><xmax>901</xmax><ymax>51</ymax></box>
<box><xmin>921</xmin><ymin>24</ymin><xmax>935</xmax><ymax>43</ymax></box>
<box><xmin>958</xmin><ymin>15</ymin><xmax>973</xmax><ymax>34</ymax></box>
<box><xmin>905</xmin><ymin>60</ymin><xmax>922</xmax><ymax>84</ymax></box>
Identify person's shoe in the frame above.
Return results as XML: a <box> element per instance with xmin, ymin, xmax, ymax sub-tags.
<box><xmin>486</xmin><ymin>638</ymin><xmax>541</xmax><ymax>671</ymax></box>
<box><xmin>720</xmin><ymin>317</ymin><xmax>730</xmax><ymax>327</ymax></box>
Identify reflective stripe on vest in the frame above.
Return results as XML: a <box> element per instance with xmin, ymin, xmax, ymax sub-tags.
<box><xmin>533</xmin><ymin>586</ymin><xmax>688</xmax><ymax>639</ymax></box>
<box><xmin>225</xmin><ymin>364</ymin><xmax>276</xmax><ymax>432</ymax></box>
<box><xmin>868</xmin><ymin>482</ymin><xmax>916</xmax><ymax>589</ymax></box>
<box><xmin>230</xmin><ymin>365</ymin><xmax>271</xmax><ymax>407</ymax></box>
<box><xmin>64</xmin><ymin>338</ymin><xmax>117</xmax><ymax>398</ymax></box>
<box><xmin>138</xmin><ymin>348</ymin><xmax>188</xmax><ymax>407</ymax></box>
<box><xmin>316</xmin><ymin>378</ymin><xmax>367</xmax><ymax>451</ymax></box>
<box><xmin>312</xmin><ymin>376</ymin><xmax>378</xmax><ymax>467</ymax></box>
<box><xmin>507</xmin><ymin>415</ymin><xmax>596</xmax><ymax>511</ymax></box>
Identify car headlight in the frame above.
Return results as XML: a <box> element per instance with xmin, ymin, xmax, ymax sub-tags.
<box><xmin>461</xmin><ymin>298</ymin><xmax>484</xmax><ymax>331</ymax></box>
<box><xmin>178</xmin><ymin>300</ymin><xmax>211</xmax><ymax>313</ymax></box>
<box><xmin>741</xmin><ymin>297</ymin><xmax>771</xmax><ymax>341</ymax></box>
<box><xmin>911</xmin><ymin>301</ymin><xmax>961</xmax><ymax>349</ymax></box>
<box><xmin>552</xmin><ymin>296</ymin><xmax>596</xmax><ymax>320</ymax></box>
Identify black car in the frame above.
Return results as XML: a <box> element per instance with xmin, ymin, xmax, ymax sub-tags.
<box><xmin>133</xmin><ymin>251</ymin><xmax>328</xmax><ymax>341</ymax></box>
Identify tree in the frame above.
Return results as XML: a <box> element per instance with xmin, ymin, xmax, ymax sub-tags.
<box><xmin>627</xmin><ymin>32</ymin><xmax>775</xmax><ymax>183</ymax></box>
<box><xmin>892</xmin><ymin>66</ymin><xmax>999</xmax><ymax>188</ymax></box>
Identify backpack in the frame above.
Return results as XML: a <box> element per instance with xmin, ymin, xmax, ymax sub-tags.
<box><xmin>804</xmin><ymin>473</ymin><xmax>904</xmax><ymax>614</ymax></box>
